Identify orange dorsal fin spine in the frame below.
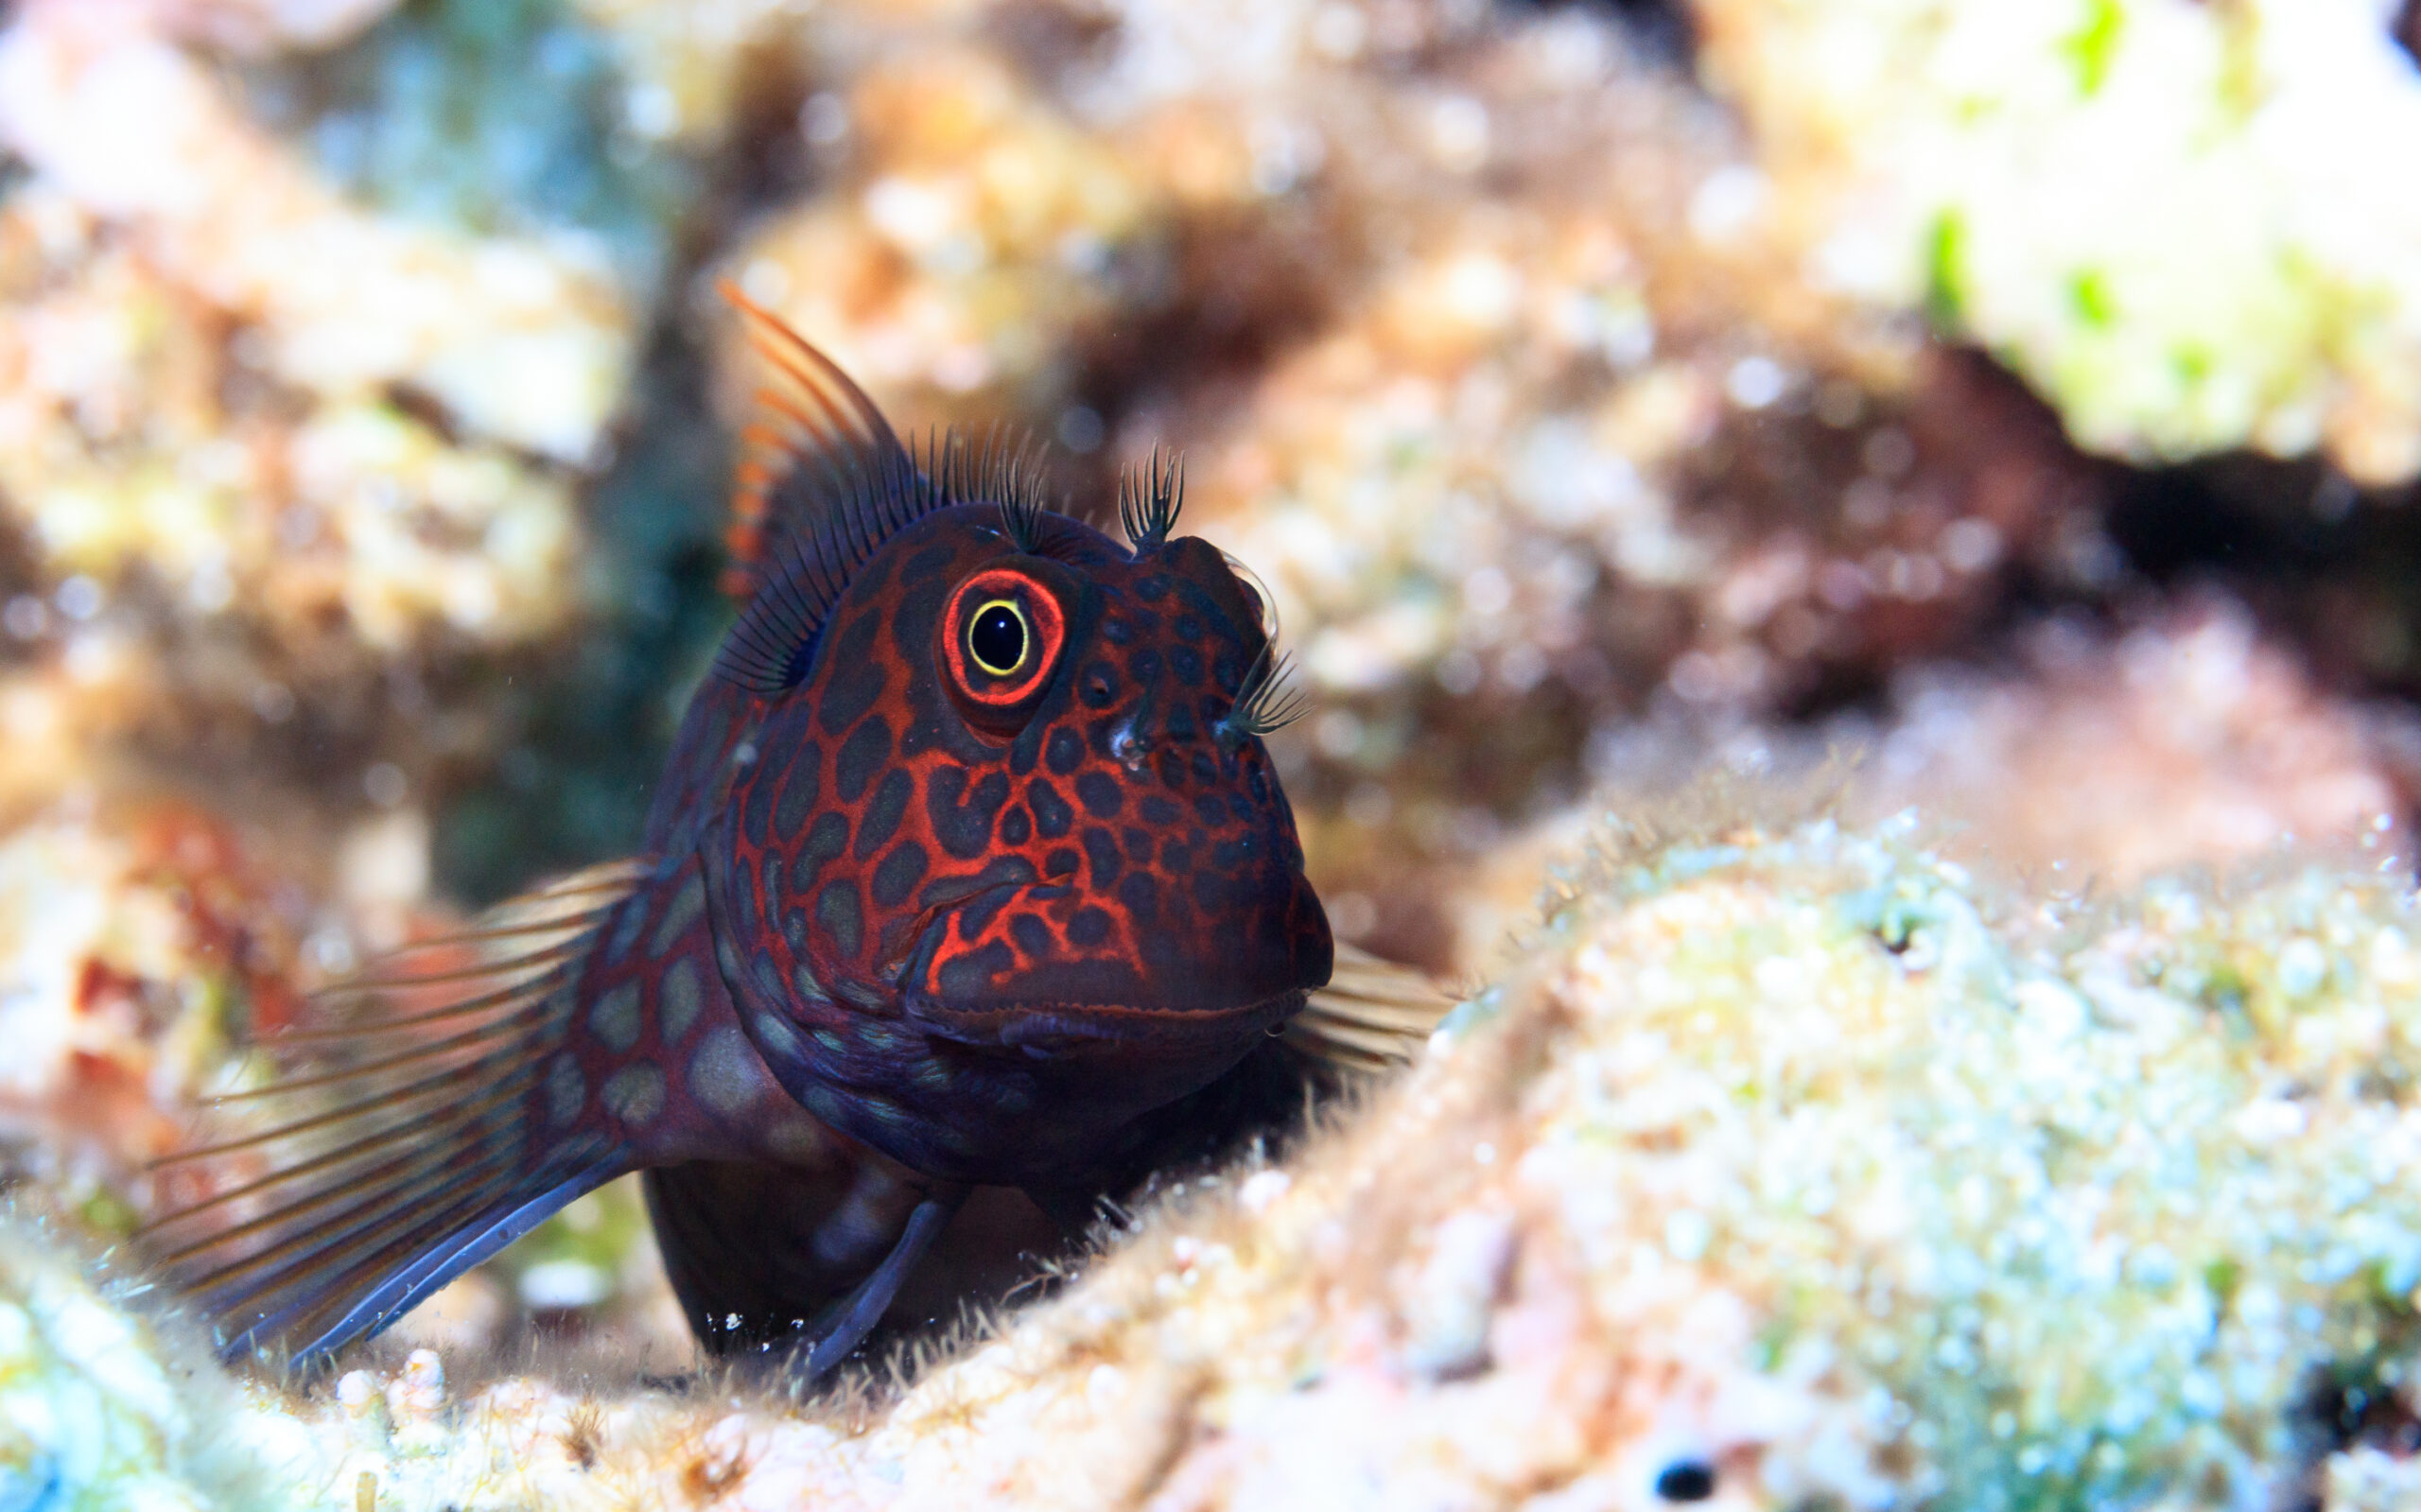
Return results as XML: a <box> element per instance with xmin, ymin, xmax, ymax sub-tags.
<box><xmin>715</xmin><ymin>281</ymin><xmax>916</xmax><ymax>604</ymax></box>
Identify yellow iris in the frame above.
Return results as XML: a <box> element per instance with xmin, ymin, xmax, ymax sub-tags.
<box><xmin>967</xmin><ymin>598</ymin><xmax>1031</xmax><ymax>677</ymax></box>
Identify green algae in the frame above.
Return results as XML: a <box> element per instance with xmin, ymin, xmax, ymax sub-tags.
<box><xmin>2060</xmin><ymin>0</ymin><xmax>2126</xmax><ymax>98</ymax></box>
<box><xmin>1530</xmin><ymin>824</ymin><xmax>2421</xmax><ymax>1506</ymax></box>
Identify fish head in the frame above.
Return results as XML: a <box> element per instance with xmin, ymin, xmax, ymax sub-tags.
<box><xmin>723</xmin><ymin>496</ymin><xmax>1331</xmax><ymax>1065</ymax></box>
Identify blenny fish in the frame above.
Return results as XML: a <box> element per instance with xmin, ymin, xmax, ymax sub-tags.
<box><xmin>144</xmin><ymin>290</ymin><xmax>1440</xmax><ymax>1373</ymax></box>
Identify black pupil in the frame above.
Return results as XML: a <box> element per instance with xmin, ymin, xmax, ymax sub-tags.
<box><xmin>971</xmin><ymin>603</ymin><xmax>1026</xmax><ymax>673</ymax></box>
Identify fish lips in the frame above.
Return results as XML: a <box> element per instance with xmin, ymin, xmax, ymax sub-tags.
<box><xmin>895</xmin><ymin>881</ymin><xmax>1329</xmax><ymax>1055</ymax></box>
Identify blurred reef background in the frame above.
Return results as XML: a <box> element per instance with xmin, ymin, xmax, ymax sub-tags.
<box><xmin>10</xmin><ymin>0</ymin><xmax>2421</xmax><ymax>1505</ymax></box>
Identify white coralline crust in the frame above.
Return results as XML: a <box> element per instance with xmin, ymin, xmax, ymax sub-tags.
<box><xmin>0</xmin><ymin>0</ymin><xmax>624</xmax><ymax>657</ymax></box>
<box><xmin>1695</xmin><ymin>0</ymin><xmax>2421</xmax><ymax>482</ymax></box>
<box><xmin>12</xmin><ymin>820</ymin><xmax>2421</xmax><ymax>1508</ymax></box>
<box><xmin>0</xmin><ymin>1222</ymin><xmax>268</xmax><ymax>1512</ymax></box>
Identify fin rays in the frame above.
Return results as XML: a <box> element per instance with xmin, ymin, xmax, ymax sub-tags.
<box><xmin>210</xmin><ymin>987</ymin><xmax>565</xmax><ymax>1100</ymax></box>
<box><xmin>711</xmin><ymin>286</ymin><xmax>1067</xmax><ymax>695</ymax></box>
<box><xmin>208</xmin><ymin>1157</ymin><xmax>525</xmax><ymax>1353</ymax></box>
<box><xmin>713</xmin><ymin>283</ymin><xmax>929</xmax><ymax>692</ymax></box>
<box><xmin>237</xmin><ymin>1151</ymin><xmax>619</xmax><ymax>1363</ymax></box>
<box><xmin>163</xmin><ymin>1140</ymin><xmax>511</xmax><ymax>1288</ymax></box>
<box><xmin>267</xmin><ymin>972</ymin><xmax>571</xmax><ymax>1044</ymax></box>
<box><xmin>141</xmin><ymin>860</ymin><xmax>649</xmax><ymax>1365</ymax></box>
<box><xmin>151</xmin><ymin>1034</ymin><xmax>554</xmax><ymax>1163</ymax></box>
<box><xmin>1281</xmin><ymin>943</ymin><xmax>1456</xmax><ymax>1074</ymax></box>
<box><xmin>322</xmin><ymin>924</ymin><xmax>596</xmax><ymax>978</ymax></box>
<box><xmin>146</xmin><ymin>1083</ymin><xmax>525</xmax><ymax>1249</ymax></box>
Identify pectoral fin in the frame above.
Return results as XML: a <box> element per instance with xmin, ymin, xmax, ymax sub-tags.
<box><xmin>141</xmin><ymin>860</ymin><xmax>651</xmax><ymax>1365</ymax></box>
<box><xmin>1280</xmin><ymin>941</ymin><xmax>1456</xmax><ymax>1075</ymax></box>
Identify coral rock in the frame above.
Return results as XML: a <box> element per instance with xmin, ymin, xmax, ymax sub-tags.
<box><xmin>1696</xmin><ymin>0</ymin><xmax>2421</xmax><ymax>482</ymax></box>
<box><xmin>0</xmin><ymin>0</ymin><xmax>624</xmax><ymax>672</ymax></box>
<box><xmin>20</xmin><ymin>822</ymin><xmax>2421</xmax><ymax>1508</ymax></box>
<box><xmin>0</xmin><ymin>806</ymin><xmax>313</xmax><ymax>1225</ymax></box>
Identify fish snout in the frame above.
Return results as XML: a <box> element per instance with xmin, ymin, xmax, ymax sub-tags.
<box><xmin>900</xmin><ymin>869</ymin><xmax>1331</xmax><ymax>1048</ymax></box>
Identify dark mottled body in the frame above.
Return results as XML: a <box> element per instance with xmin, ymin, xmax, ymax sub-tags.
<box><xmin>630</xmin><ymin>501</ymin><xmax>1327</xmax><ymax>1347</ymax></box>
<box><xmin>691</xmin><ymin>506</ymin><xmax>1323</xmax><ymax>1178</ymax></box>
<box><xmin>139</xmin><ymin>295</ymin><xmax>1437</xmax><ymax>1371</ymax></box>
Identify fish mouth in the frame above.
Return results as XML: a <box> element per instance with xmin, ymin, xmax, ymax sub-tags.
<box><xmin>893</xmin><ymin>881</ymin><xmax>1327</xmax><ymax>1054</ymax></box>
<box><xmin>911</xmin><ymin>987</ymin><xmax>1312</xmax><ymax>1056</ymax></box>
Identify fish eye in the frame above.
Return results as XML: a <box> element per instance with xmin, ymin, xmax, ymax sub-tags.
<box><xmin>967</xmin><ymin>599</ymin><xmax>1029</xmax><ymax>676</ymax></box>
<box><xmin>939</xmin><ymin>565</ymin><xmax>1069</xmax><ymax>736</ymax></box>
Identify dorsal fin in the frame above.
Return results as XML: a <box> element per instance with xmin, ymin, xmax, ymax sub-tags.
<box><xmin>711</xmin><ymin>286</ymin><xmax>1075</xmax><ymax>696</ymax></box>
<box><xmin>713</xmin><ymin>284</ymin><xmax>940</xmax><ymax>694</ymax></box>
<box><xmin>719</xmin><ymin>282</ymin><xmax>921</xmax><ymax>599</ymax></box>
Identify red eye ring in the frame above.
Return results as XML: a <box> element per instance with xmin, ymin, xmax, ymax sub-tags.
<box><xmin>941</xmin><ymin>566</ymin><xmax>1066</xmax><ymax>716</ymax></box>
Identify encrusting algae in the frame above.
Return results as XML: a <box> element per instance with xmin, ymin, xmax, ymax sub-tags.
<box><xmin>0</xmin><ymin>1219</ymin><xmax>270</xmax><ymax>1512</ymax></box>
<box><xmin>9</xmin><ymin>2</ymin><xmax>2421</xmax><ymax>1506</ymax></box>
<box><xmin>9</xmin><ymin>816</ymin><xmax>2421</xmax><ymax>1507</ymax></box>
<box><xmin>1695</xmin><ymin>0</ymin><xmax>2421</xmax><ymax>483</ymax></box>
